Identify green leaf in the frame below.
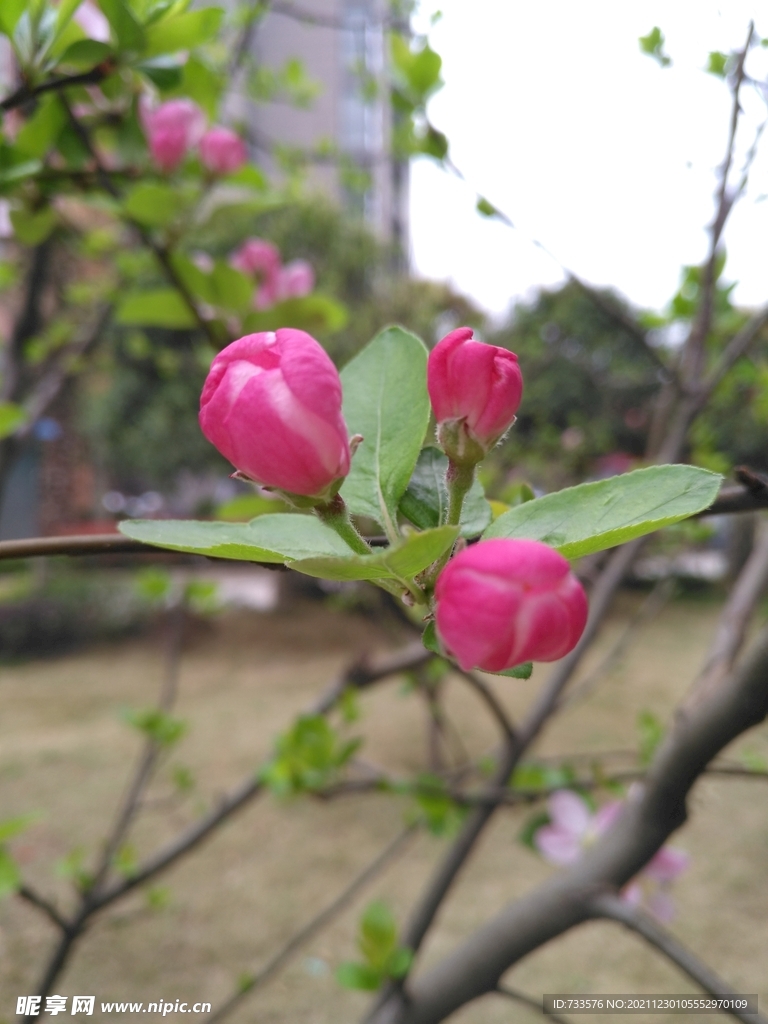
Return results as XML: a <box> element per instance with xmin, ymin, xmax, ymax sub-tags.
<box><xmin>0</xmin><ymin>157</ymin><xmax>43</xmax><ymax>188</ymax></box>
<box><xmin>123</xmin><ymin>182</ymin><xmax>182</xmax><ymax>227</ymax></box>
<box><xmin>119</xmin><ymin>513</ymin><xmax>355</xmax><ymax>562</ymax></box>
<box><xmin>136</xmin><ymin>56</ymin><xmax>184</xmax><ymax>90</ymax></box>
<box><xmin>0</xmin><ymin>814</ymin><xmax>35</xmax><ymax>844</ymax></box>
<box><xmin>10</xmin><ymin>206</ymin><xmax>57</xmax><ymax>245</ymax></box>
<box><xmin>340</xmin><ymin>326</ymin><xmax>429</xmax><ymax>536</ymax></box>
<box><xmin>706</xmin><ymin>50</ymin><xmax>729</xmax><ymax>77</ymax></box>
<box><xmin>59</xmin><ymin>38</ymin><xmax>112</xmax><ymax>67</ymax></box>
<box><xmin>336</xmin><ymin>962</ymin><xmax>382</xmax><ymax>991</ymax></box>
<box><xmin>476</xmin><ymin>196</ymin><xmax>499</xmax><ymax>218</ymax></box>
<box><xmin>14</xmin><ymin>95</ymin><xmax>66</xmax><ymax>158</ymax></box>
<box><xmin>210</xmin><ymin>261</ymin><xmax>253</xmax><ymax>316</ymax></box>
<box><xmin>143</xmin><ymin>7</ymin><xmax>223</xmax><ymax>58</ymax></box>
<box><xmin>179</xmin><ymin>55</ymin><xmax>223</xmax><ymax>117</ymax></box>
<box><xmin>637</xmin><ymin>710</ymin><xmax>665</xmax><ymax>766</ymax></box>
<box><xmin>422</xmin><ymin>620</ymin><xmax>441</xmax><ymax>655</ymax></box>
<box><xmin>0</xmin><ymin>0</ymin><xmax>26</xmax><ymax>36</ymax></box>
<box><xmin>518</xmin><ymin>809</ymin><xmax>551</xmax><ymax>851</ymax></box>
<box><xmin>0</xmin><ymin>402</ymin><xmax>25</xmax><ymax>440</ymax></box>
<box><xmin>288</xmin><ymin>525</ymin><xmax>458</xmax><ymax>583</ymax></box>
<box><xmin>115</xmin><ymin>288</ymin><xmax>197</xmax><ymax>328</ymax></box>
<box><xmin>123</xmin><ymin>707</ymin><xmax>187</xmax><ymax>746</ymax></box>
<box><xmin>135</xmin><ymin>566</ymin><xmax>172</xmax><ymax>602</ymax></box>
<box><xmin>483</xmin><ymin>465</ymin><xmax>722</xmax><ymax>559</ymax></box>
<box><xmin>360</xmin><ymin>900</ymin><xmax>397</xmax><ymax>964</ymax></box>
<box><xmin>0</xmin><ymin>848</ymin><xmax>21</xmax><ymax>899</ymax></box>
<box><xmin>491</xmin><ymin>662</ymin><xmax>533</xmax><ymax>679</ymax></box>
<box><xmin>55</xmin><ymin>0</ymin><xmax>84</xmax><ymax>39</ymax></box>
<box><xmin>98</xmin><ymin>0</ymin><xmax>145</xmax><ymax>50</ymax></box>
<box><xmin>261</xmin><ymin>714</ymin><xmax>361</xmax><ymax>796</ymax></box>
<box><xmin>386</xmin><ymin>947</ymin><xmax>413</xmax><ymax>979</ymax></box>
<box><xmin>639</xmin><ymin>26</ymin><xmax>671</xmax><ymax>67</ymax></box>
<box><xmin>214</xmin><ymin>494</ymin><xmax>292</xmax><ymax>520</ymax></box>
<box><xmin>243</xmin><ymin>293</ymin><xmax>348</xmax><ymax>334</ymax></box>
<box><xmin>399</xmin><ymin>447</ymin><xmax>491</xmax><ymax>538</ymax></box>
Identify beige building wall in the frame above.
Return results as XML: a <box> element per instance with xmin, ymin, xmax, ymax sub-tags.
<box><xmin>245</xmin><ymin>0</ymin><xmax>407</xmax><ymax>245</ymax></box>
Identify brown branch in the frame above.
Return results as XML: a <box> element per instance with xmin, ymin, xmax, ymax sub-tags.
<box><xmin>591</xmin><ymin>893</ymin><xmax>766</xmax><ymax>1024</ymax></box>
<box><xmin>205</xmin><ymin>825</ymin><xmax>418</xmax><ymax>1024</ymax></box>
<box><xmin>450</xmin><ymin>668</ymin><xmax>517</xmax><ymax>745</ymax></box>
<box><xmin>16</xmin><ymin>885</ymin><xmax>70</xmax><ymax>933</ymax></box>
<box><xmin>0</xmin><ymin>534</ymin><xmax>173</xmax><ymax>561</ymax></box>
<box><xmin>0</xmin><ymin>64</ymin><xmax>113</xmax><ymax>112</ymax></box>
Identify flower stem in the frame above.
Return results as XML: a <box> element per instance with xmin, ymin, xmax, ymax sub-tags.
<box><xmin>314</xmin><ymin>494</ymin><xmax>372</xmax><ymax>555</ymax></box>
<box><xmin>445</xmin><ymin>460</ymin><xmax>475</xmax><ymax>527</ymax></box>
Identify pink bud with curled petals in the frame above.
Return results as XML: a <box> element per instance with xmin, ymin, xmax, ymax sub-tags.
<box><xmin>434</xmin><ymin>538</ymin><xmax>588</xmax><ymax>671</ymax></box>
<box><xmin>199</xmin><ymin>126</ymin><xmax>248</xmax><ymax>175</ymax></box>
<box><xmin>141</xmin><ymin>99</ymin><xmax>206</xmax><ymax>173</ymax></box>
<box><xmin>428</xmin><ymin>327</ymin><xmax>523</xmax><ymax>464</ymax></box>
<box><xmin>199</xmin><ymin>329</ymin><xmax>350</xmax><ymax>499</ymax></box>
<box><xmin>277</xmin><ymin>260</ymin><xmax>314</xmax><ymax>301</ymax></box>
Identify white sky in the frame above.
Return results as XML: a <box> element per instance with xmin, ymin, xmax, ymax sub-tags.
<box><xmin>408</xmin><ymin>1</ymin><xmax>768</xmax><ymax>321</ymax></box>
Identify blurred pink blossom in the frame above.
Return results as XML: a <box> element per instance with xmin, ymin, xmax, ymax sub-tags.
<box><xmin>199</xmin><ymin>126</ymin><xmax>248</xmax><ymax>175</ymax></box>
<box><xmin>534</xmin><ymin>790</ymin><xmax>689</xmax><ymax>921</ymax></box>
<box><xmin>277</xmin><ymin>259</ymin><xmax>315</xmax><ymax>301</ymax></box>
<box><xmin>74</xmin><ymin>0</ymin><xmax>110</xmax><ymax>42</ymax></box>
<box><xmin>140</xmin><ymin>98</ymin><xmax>206</xmax><ymax>173</ymax></box>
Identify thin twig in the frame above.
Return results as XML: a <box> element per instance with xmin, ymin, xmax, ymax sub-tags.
<box><xmin>453</xmin><ymin>669</ymin><xmax>517</xmax><ymax>744</ymax></box>
<box><xmin>591</xmin><ymin>893</ymin><xmax>766</xmax><ymax>1024</ymax></box>
<box><xmin>16</xmin><ymin>886</ymin><xmax>70</xmax><ymax>933</ymax></box>
<box><xmin>0</xmin><ymin>63</ymin><xmax>113</xmax><ymax>112</ymax></box>
<box><xmin>496</xmin><ymin>986</ymin><xmax>571</xmax><ymax>1024</ymax></box>
<box><xmin>205</xmin><ymin>825</ymin><xmax>418</xmax><ymax>1024</ymax></box>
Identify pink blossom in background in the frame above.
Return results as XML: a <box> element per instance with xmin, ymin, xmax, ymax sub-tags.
<box><xmin>199</xmin><ymin>329</ymin><xmax>350</xmax><ymax>498</ymax></box>
<box><xmin>434</xmin><ymin>539</ymin><xmax>588</xmax><ymax>671</ymax></box>
<box><xmin>141</xmin><ymin>98</ymin><xmax>206</xmax><ymax>173</ymax></box>
<box><xmin>428</xmin><ymin>327</ymin><xmax>523</xmax><ymax>450</ymax></box>
<box><xmin>277</xmin><ymin>260</ymin><xmax>315</xmax><ymax>301</ymax></box>
<box><xmin>199</xmin><ymin>127</ymin><xmax>248</xmax><ymax>175</ymax></box>
<box><xmin>534</xmin><ymin>790</ymin><xmax>689</xmax><ymax>921</ymax></box>
<box><xmin>74</xmin><ymin>0</ymin><xmax>110</xmax><ymax>42</ymax></box>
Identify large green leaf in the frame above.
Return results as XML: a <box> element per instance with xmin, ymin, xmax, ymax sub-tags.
<box><xmin>115</xmin><ymin>288</ymin><xmax>196</xmax><ymax>329</ymax></box>
<box><xmin>484</xmin><ymin>465</ymin><xmax>722</xmax><ymax>559</ymax></box>
<box><xmin>119</xmin><ymin>514</ymin><xmax>354</xmax><ymax>562</ymax></box>
<box><xmin>340</xmin><ymin>326</ymin><xmax>429</xmax><ymax>537</ymax></box>
<box><xmin>143</xmin><ymin>7</ymin><xmax>223</xmax><ymax>58</ymax></box>
<box><xmin>123</xmin><ymin>182</ymin><xmax>182</xmax><ymax>227</ymax></box>
<box><xmin>99</xmin><ymin>0</ymin><xmax>145</xmax><ymax>50</ymax></box>
<box><xmin>243</xmin><ymin>293</ymin><xmax>348</xmax><ymax>335</ymax></box>
<box><xmin>399</xmin><ymin>447</ymin><xmax>491</xmax><ymax>539</ymax></box>
<box><xmin>289</xmin><ymin>525</ymin><xmax>458</xmax><ymax>582</ymax></box>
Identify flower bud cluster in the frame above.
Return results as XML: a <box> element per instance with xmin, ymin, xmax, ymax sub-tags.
<box><xmin>199</xmin><ymin>324</ymin><xmax>588</xmax><ymax>671</ymax></box>
<box><xmin>230</xmin><ymin>238</ymin><xmax>314</xmax><ymax>311</ymax></box>
<box><xmin>141</xmin><ymin>99</ymin><xmax>247</xmax><ymax>175</ymax></box>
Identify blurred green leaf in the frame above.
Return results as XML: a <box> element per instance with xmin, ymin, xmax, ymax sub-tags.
<box><xmin>123</xmin><ymin>707</ymin><xmax>187</xmax><ymax>747</ymax></box>
<box><xmin>639</xmin><ymin>26</ymin><xmax>671</xmax><ymax>67</ymax></box>
<box><xmin>243</xmin><ymin>293</ymin><xmax>349</xmax><ymax>334</ymax></box>
<box><xmin>143</xmin><ymin>7</ymin><xmax>223</xmax><ymax>59</ymax></box>
<box><xmin>0</xmin><ymin>402</ymin><xmax>26</xmax><ymax>440</ymax></box>
<box><xmin>15</xmin><ymin>95</ymin><xmax>66</xmax><ymax>158</ymax></box>
<box><xmin>10</xmin><ymin>206</ymin><xmax>57</xmax><ymax>245</ymax></box>
<box><xmin>99</xmin><ymin>0</ymin><xmax>145</xmax><ymax>50</ymax></box>
<box><xmin>0</xmin><ymin>0</ymin><xmax>26</xmax><ymax>36</ymax></box>
<box><xmin>123</xmin><ymin>182</ymin><xmax>182</xmax><ymax>227</ymax></box>
<box><xmin>59</xmin><ymin>38</ymin><xmax>112</xmax><ymax>67</ymax></box>
<box><xmin>518</xmin><ymin>809</ymin><xmax>551</xmax><ymax>850</ymax></box>
<box><xmin>336</xmin><ymin>962</ymin><xmax>381</xmax><ymax>991</ymax></box>
<box><xmin>135</xmin><ymin>566</ymin><xmax>172</xmax><ymax>602</ymax></box>
<box><xmin>214</xmin><ymin>494</ymin><xmax>292</xmax><ymax>520</ymax></box>
<box><xmin>706</xmin><ymin>50</ymin><xmax>729</xmax><ymax>77</ymax></box>
<box><xmin>0</xmin><ymin>848</ymin><xmax>21</xmax><ymax>899</ymax></box>
<box><xmin>637</xmin><ymin>709</ymin><xmax>664</xmax><ymax>766</ymax></box>
<box><xmin>0</xmin><ymin>814</ymin><xmax>35</xmax><ymax>844</ymax></box>
<box><xmin>115</xmin><ymin>288</ymin><xmax>197</xmax><ymax>328</ymax></box>
<box><xmin>476</xmin><ymin>196</ymin><xmax>499</xmax><ymax>218</ymax></box>
<box><xmin>261</xmin><ymin>715</ymin><xmax>361</xmax><ymax>797</ymax></box>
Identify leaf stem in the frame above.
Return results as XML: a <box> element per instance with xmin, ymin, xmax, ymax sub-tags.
<box><xmin>420</xmin><ymin>460</ymin><xmax>475</xmax><ymax>591</ymax></box>
<box><xmin>314</xmin><ymin>494</ymin><xmax>372</xmax><ymax>555</ymax></box>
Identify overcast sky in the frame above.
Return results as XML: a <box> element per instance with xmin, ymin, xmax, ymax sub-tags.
<box><xmin>408</xmin><ymin>2</ymin><xmax>768</xmax><ymax>321</ymax></box>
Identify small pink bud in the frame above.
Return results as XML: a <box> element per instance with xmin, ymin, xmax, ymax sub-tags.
<box><xmin>199</xmin><ymin>126</ymin><xmax>248</xmax><ymax>175</ymax></box>
<box><xmin>230</xmin><ymin>237</ymin><xmax>281</xmax><ymax>279</ymax></box>
<box><xmin>199</xmin><ymin>329</ymin><xmax>351</xmax><ymax>498</ymax></box>
<box><xmin>277</xmin><ymin>259</ymin><xmax>315</xmax><ymax>300</ymax></box>
<box><xmin>74</xmin><ymin>0</ymin><xmax>110</xmax><ymax>42</ymax></box>
<box><xmin>141</xmin><ymin>99</ymin><xmax>206</xmax><ymax>173</ymax></box>
<box><xmin>434</xmin><ymin>538</ymin><xmax>588</xmax><ymax>671</ymax></box>
<box><xmin>428</xmin><ymin>327</ymin><xmax>523</xmax><ymax>461</ymax></box>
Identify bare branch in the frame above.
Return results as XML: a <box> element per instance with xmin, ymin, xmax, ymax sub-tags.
<box><xmin>0</xmin><ymin>64</ymin><xmax>113</xmax><ymax>112</ymax></box>
<box><xmin>206</xmin><ymin>826</ymin><xmax>418</xmax><ymax>1024</ymax></box>
<box><xmin>16</xmin><ymin>885</ymin><xmax>70</xmax><ymax>933</ymax></box>
<box><xmin>496</xmin><ymin>986</ymin><xmax>572</xmax><ymax>1024</ymax></box>
<box><xmin>0</xmin><ymin>534</ymin><xmax>178</xmax><ymax>561</ymax></box>
<box><xmin>453</xmin><ymin>669</ymin><xmax>517</xmax><ymax>744</ymax></box>
<box><xmin>591</xmin><ymin>893</ymin><xmax>766</xmax><ymax>1024</ymax></box>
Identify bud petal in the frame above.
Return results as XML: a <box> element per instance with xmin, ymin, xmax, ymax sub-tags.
<box><xmin>428</xmin><ymin>327</ymin><xmax>523</xmax><ymax>456</ymax></box>
<box><xmin>199</xmin><ymin>126</ymin><xmax>248</xmax><ymax>175</ymax></box>
<box><xmin>199</xmin><ymin>329</ymin><xmax>351</xmax><ymax>498</ymax></box>
<box><xmin>434</xmin><ymin>538</ymin><xmax>588</xmax><ymax>671</ymax></box>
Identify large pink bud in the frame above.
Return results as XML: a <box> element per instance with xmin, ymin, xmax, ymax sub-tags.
<box><xmin>428</xmin><ymin>327</ymin><xmax>523</xmax><ymax>462</ymax></box>
<box><xmin>434</xmin><ymin>538</ymin><xmax>588</xmax><ymax>671</ymax></box>
<box><xmin>141</xmin><ymin>99</ymin><xmax>206</xmax><ymax>172</ymax></box>
<box><xmin>199</xmin><ymin>330</ymin><xmax>351</xmax><ymax>498</ymax></box>
<box><xmin>199</xmin><ymin>126</ymin><xmax>248</xmax><ymax>175</ymax></box>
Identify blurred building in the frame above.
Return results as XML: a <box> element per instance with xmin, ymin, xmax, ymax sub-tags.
<box><xmin>241</xmin><ymin>0</ymin><xmax>408</xmax><ymax>250</ymax></box>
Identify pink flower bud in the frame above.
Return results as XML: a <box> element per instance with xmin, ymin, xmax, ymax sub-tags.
<box><xmin>428</xmin><ymin>327</ymin><xmax>523</xmax><ymax>459</ymax></box>
<box><xmin>141</xmin><ymin>99</ymin><xmax>206</xmax><ymax>173</ymax></box>
<box><xmin>230</xmin><ymin>238</ymin><xmax>282</xmax><ymax>310</ymax></box>
<box><xmin>434</xmin><ymin>538</ymin><xmax>588</xmax><ymax>671</ymax></box>
<box><xmin>199</xmin><ymin>126</ymin><xmax>248</xmax><ymax>175</ymax></box>
<box><xmin>277</xmin><ymin>259</ymin><xmax>315</xmax><ymax>300</ymax></box>
<box><xmin>199</xmin><ymin>329</ymin><xmax>351</xmax><ymax>498</ymax></box>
